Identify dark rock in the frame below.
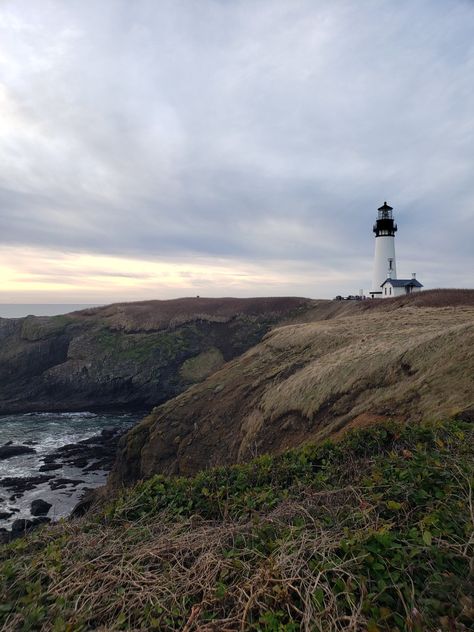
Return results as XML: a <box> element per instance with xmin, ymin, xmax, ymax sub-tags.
<box><xmin>11</xmin><ymin>517</ymin><xmax>50</xmax><ymax>538</ymax></box>
<box><xmin>39</xmin><ymin>463</ymin><xmax>62</xmax><ymax>472</ymax></box>
<box><xmin>31</xmin><ymin>499</ymin><xmax>52</xmax><ymax>516</ymax></box>
<box><xmin>0</xmin><ymin>475</ymin><xmax>54</xmax><ymax>494</ymax></box>
<box><xmin>0</xmin><ymin>511</ymin><xmax>13</xmax><ymax>520</ymax></box>
<box><xmin>457</xmin><ymin>407</ymin><xmax>474</xmax><ymax>423</ymax></box>
<box><xmin>57</xmin><ymin>443</ymin><xmax>77</xmax><ymax>452</ymax></box>
<box><xmin>71</xmin><ymin>458</ymin><xmax>88</xmax><ymax>468</ymax></box>
<box><xmin>43</xmin><ymin>427</ymin><xmax>127</xmax><ymax>476</ymax></box>
<box><xmin>41</xmin><ymin>454</ymin><xmax>57</xmax><ymax>464</ymax></box>
<box><xmin>82</xmin><ymin>460</ymin><xmax>107</xmax><ymax>472</ymax></box>
<box><xmin>11</xmin><ymin>518</ymin><xmax>33</xmax><ymax>535</ymax></box>
<box><xmin>0</xmin><ymin>528</ymin><xmax>10</xmax><ymax>544</ymax></box>
<box><xmin>0</xmin><ymin>445</ymin><xmax>36</xmax><ymax>460</ymax></box>
<box><xmin>101</xmin><ymin>426</ymin><xmax>119</xmax><ymax>439</ymax></box>
<box><xmin>72</xmin><ymin>488</ymin><xmax>98</xmax><ymax>517</ymax></box>
<box><xmin>49</xmin><ymin>478</ymin><xmax>84</xmax><ymax>490</ymax></box>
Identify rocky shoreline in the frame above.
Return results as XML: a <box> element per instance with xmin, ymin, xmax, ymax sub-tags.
<box><xmin>0</xmin><ymin>426</ymin><xmax>126</xmax><ymax>542</ymax></box>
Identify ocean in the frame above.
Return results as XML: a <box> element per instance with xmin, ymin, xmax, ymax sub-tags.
<box><xmin>0</xmin><ymin>303</ymin><xmax>141</xmax><ymax>532</ymax></box>
<box><xmin>0</xmin><ymin>304</ymin><xmax>101</xmax><ymax>318</ymax></box>
<box><xmin>0</xmin><ymin>411</ymin><xmax>141</xmax><ymax>530</ymax></box>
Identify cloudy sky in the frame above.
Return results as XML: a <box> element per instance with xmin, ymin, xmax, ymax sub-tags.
<box><xmin>0</xmin><ymin>0</ymin><xmax>473</xmax><ymax>303</ymax></box>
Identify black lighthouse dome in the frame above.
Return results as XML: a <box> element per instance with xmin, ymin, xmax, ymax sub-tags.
<box><xmin>373</xmin><ymin>201</ymin><xmax>397</xmax><ymax>236</ymax></box>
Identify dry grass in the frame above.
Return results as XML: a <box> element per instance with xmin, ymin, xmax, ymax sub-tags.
<box><xmin>366</xmin><ymin>288</ymin><xmax>474</xmax><ymax>310</ymax></box>
<box><xmin>113</xmin><ymin>303</ymin><xmax>474</xmax><ymax>484</ymax></box>
<box><xmin>74</xmin><ymin>297</ymin><xmax>314</xmax><ymax>332</ymax></box>
<box><xmin>2</xmin><ymin>419</ymin><xmax>473</xmax><ymax>631</ymax></box>
<box><xmin>66</xmin><ymin>290</ymin><xmax>474</xmax><ymax>332</ymax></box>
<box><xmin>0</xmin><ymin>488</ymin><xmax>434</xmax><ymax>631</ymax></box>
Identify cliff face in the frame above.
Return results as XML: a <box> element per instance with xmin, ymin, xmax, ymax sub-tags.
<box><xmin>0</xmin><ymin>297</ymin><xmax>314</xmax><ymax>414</ymax></box>
<box><xmin>109</xmin><ymin>290</ymin><xmax>474</xmax><ymax>487</ymax></box>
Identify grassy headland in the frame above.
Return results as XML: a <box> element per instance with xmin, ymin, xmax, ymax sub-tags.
<box><xmin>110</xmin><ymin>295</ymin><xmax>474</xmax><ymax>486</ymax></box>
<box><xmin>1</xmin><ymin>417</ymin><xmax>472</xmax><ymax>630</ymax></box>
<box><xmin>0</xmin><ymin>297</ymin><xmax>314</xmax><ymax>414</ymax></box>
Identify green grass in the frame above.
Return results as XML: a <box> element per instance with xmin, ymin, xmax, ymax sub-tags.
<box><xmin>1</xmin><ymin>418</ymin><xmax>472</xmax><ymax>631</ymax></box>
<box><xmin>20</xmin><ymin>315</ymin><xmax>71</xmax><ymax>341</ymax></box>
<box><xmin>179</xmin><ymin>347</ymin><xmax>224</xmax><ymax>382</ymax></box>
<box><xmin>93</xmin><ymin>327</ymin><xmax>190</xmax><ymax>362</ymax></box>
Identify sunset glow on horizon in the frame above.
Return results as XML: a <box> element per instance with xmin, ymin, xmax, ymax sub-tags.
<box><xmin>1</xmin><ymin>1</ymin><xmax>473</xmax><ymax>303</ymax></box>
<box><xmin>0</xmin><ymin>245</ymin><xmax>358</xmax><ymax>303</ymax></box>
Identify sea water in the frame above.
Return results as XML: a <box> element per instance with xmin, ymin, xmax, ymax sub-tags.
<box><xmin>0</xmin><ymin>411</ymin><xmax>141</xmax><ymax>529</ymax></box>
<box><xmin>0</xmin><ymin>304</ymin><xmax>100</xmax><ymax>318</ymax></box>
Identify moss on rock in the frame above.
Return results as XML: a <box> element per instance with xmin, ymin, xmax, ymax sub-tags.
<box><xmin>179</xmin><ymin>348</ymin><xmax>224</xmax><ymax>383</ymax></box>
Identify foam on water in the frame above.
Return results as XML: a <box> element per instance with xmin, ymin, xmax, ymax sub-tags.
<box><xmin>0</xmin><ymin>411</ymin><xmax>141</xmax><ymax>528</ymax></box>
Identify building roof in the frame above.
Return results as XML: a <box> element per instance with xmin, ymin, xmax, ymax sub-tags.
<box><xmin>378</xmin><ymin>201</ymin><xmax>393</xmax><ymax>211</ymax></box>
<box><xmin>381</xmin><ymin>278</ymin><xmax>424</xmax><ymax>288</ymax></box>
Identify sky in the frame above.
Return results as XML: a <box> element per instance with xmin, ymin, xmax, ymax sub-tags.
<box><xmin>0</xmin><ymin>0</ymin><xmax>473</xmax><ymax>303</ymax></box>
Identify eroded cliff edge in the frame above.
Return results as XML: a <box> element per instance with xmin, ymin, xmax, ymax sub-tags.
<box><xmin>109</xmin><ymin>290</ymin><xmax>474</xmax><ymax>487</ymax></box>
<box><xmin>0</xmin><ymin>297</ymin><xmax>315</xmax><ymax>413</ymax></box>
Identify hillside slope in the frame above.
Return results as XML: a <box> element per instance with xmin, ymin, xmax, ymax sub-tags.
<box><xmin>0</xmin><ymin>297</ymin><xmax>314</xmax><ymax>413</ymax></box>
<box><xmin>2</xmin><ymin>418</ymin><xmax>473</xmax><ymax>631</ymax></box>
<box><xmin>110</xmin><ymin>291</ymin><xmax>474</xmax><ymax>486</ymax></box>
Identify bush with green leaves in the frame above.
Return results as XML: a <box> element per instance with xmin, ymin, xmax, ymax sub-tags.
<box><xmin>1</xmin><ymin>417</ymin><xmax>472</xmax><ymax>631</ymax></box>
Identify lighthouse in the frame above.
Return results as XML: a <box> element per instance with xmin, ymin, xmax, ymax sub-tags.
<box><xmin>369</xmin><ymin>201</ymin><xmax>424</xmax><ymax>298</ymax></box>
<box><xmin>369</xmin><ymin>202</ymin><xmax>397</xmax><ymax>298</ymax></box>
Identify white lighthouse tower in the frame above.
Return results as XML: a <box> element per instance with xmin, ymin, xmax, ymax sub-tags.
<box><xmin>369</xmin><ymin>202</ymin><xmax>397</xmax><ymax>298</ymax></box>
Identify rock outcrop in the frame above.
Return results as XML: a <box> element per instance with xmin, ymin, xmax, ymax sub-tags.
<box><xmin>30</xmin><ymin>499</ymin><xmax>52</xmax><ymax>516</ymax></box>
<box><xmin>109</xmin><ymin>290</ymin><xmax>474</xmax><ymax>487</ymax></box>
<box><xmin>0</xmin><ymin>297</ymin><xmax>314</xmax><ymax>413</ymax></box>
<box><xmin>0</xmin><ymin>445</ymin><xmax>36</xmax><ymax>460</ymax></box>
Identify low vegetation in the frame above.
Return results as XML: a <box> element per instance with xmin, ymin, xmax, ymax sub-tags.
<box><xmin>179</xmin><ymin>348</ymin><xmax>225</xmax><ymax>382</ymax></box>
<box><xmin>1</xmin><ymin>418</ymin><xmax>473</xmax><ymax>631</ymax></box>
<box><xmin>111</xmin><ymin>301</ymin><xmax>474</xmax><ymax>485</ymax></box>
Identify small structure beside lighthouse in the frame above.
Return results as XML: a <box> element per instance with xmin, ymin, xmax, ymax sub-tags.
<box><xmin>380</xmin><ymin>274</ymin><xmax>423</xmax><ymax>297</ymax></box>
<box><xmin>369</xmin><ymin>202</ymin><xmax>423</xmax><ymax>298</ymax></box>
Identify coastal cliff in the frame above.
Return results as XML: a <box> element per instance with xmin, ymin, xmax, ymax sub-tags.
<box><xmin>1</xmin><ymin>291</ymin><xmax>474</xmax><ymax>631</ymax></box>
<box><xmin>0</xmin><ymin>297</ymin><xmax>314</xmax><ymax>414</ymax></box>
<box><xmin>109</xmin><ymin>290</ymin><xmax>474</xmax><ymax>487</ymax></box>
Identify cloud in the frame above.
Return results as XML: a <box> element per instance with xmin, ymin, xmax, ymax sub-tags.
<box><xmin>1</xmin><ymin>244</ymin><xmax>350</xmax><ymax>303</ymax></box>
<box><xmin>0</xmin><ymin>0</ymin><xmax>473</xmax><ymax>300</ymax></box>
